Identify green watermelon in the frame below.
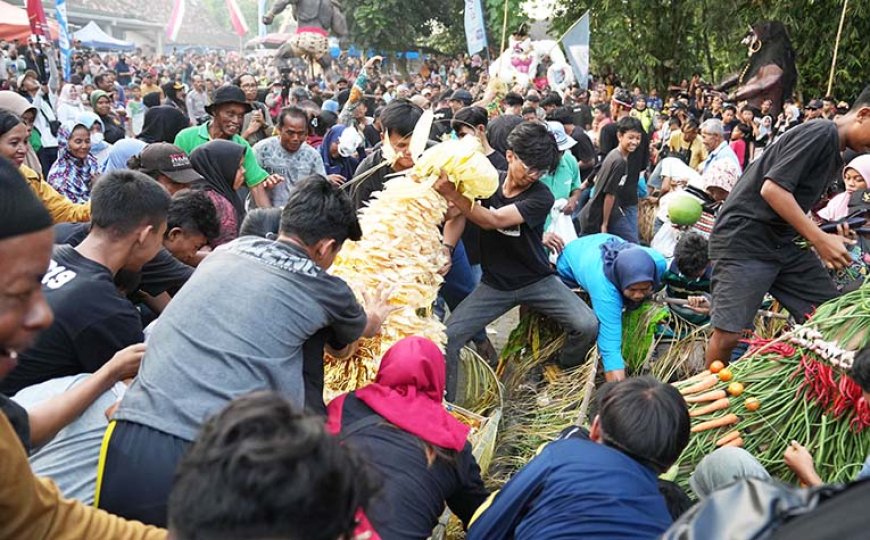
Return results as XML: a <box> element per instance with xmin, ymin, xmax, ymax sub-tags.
<box><xmin>668</xmin><ymin>194</ymin><xmax>703</xmax><ymax>226</ymax></box>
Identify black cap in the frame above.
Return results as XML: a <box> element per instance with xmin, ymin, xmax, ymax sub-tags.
<box><xmin>205</xmin><ymin>85</ymin><xmax>252</xmax><ymax>115</ymax></box>
<box><xmin>849</xmin><ymin>189</ymin><xmax>870</xmax><ymax>211</ymax></box>
<box><xmin>0</xmin><ymin>157</ymin><xmax>52</xmax><ymax>240</ymax></box>
<box><xmin>136</xmin><ymin>143</ymin><xmax>202</xmax><ymax>184</ymax></box>
<box><xmin>806</xmin><ymin>99</ymin><xmax>824</xmax><ymax>110</ymax></box>
<box><xmin>549</xmin><ymin>106</ymin><xmax>575</xmax><ymax>125</ymax></box>
<box><xmin>450</xmin><ymin>89</ymin><xmax>473</xmax><ymax>105</ymax></box>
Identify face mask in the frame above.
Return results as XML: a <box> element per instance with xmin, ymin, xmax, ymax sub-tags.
<box><xmin>90</xmin><ymin>132</ymin><xmax>104</xmax><ymax>145</ymax></box>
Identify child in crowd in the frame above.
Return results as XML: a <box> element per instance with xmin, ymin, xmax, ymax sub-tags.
<box><xmin>125</xmin><ymin>84</ymin><xmax>145</xmax><ymax>137</ymax></box>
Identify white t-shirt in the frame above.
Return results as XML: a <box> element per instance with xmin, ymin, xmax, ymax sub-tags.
<box><xmin>13</xmin><ymin>375</ymin><xmax>127</xmax><ymax>505</ymax></box>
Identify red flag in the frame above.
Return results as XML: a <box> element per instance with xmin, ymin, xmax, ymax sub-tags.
<box><xmin>25</xmin><ymin>0</ymin><xmax>50</xmax><ymax>37</ymax></box>
<box><xmin>225</xmin><ymin>0</ymin><xmax>249</xmax><ymax>37</ymax></box>
<box><xmin>166</xmin><ymin>0</ymin><xmax>186</xmax><ymax>42</ymax></box>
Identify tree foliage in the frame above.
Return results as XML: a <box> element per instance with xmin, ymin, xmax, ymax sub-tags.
<box><xmin>484</xmin><ymin>0</ymin><xmax>526</xmax><ymax>51</ymax></box>
<box><xmin>343</xmin><ymin>0</ymin><xmax>437</xmax><ymax>52</ymax></box>
<box><xmin>551</xmin><ymin>0</ymin><xmax>870</xmax><ymax>100</ymax></box>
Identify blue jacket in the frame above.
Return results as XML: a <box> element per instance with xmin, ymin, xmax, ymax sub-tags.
<box><xmin>556</xmin><ymin>234</ymin><xmax>666</xmax><ymax>371</ymax></box>
<box><xmin>468</xmin><ymin>438</ymin><xmax>672</xmax><ymax>539</ymax></box>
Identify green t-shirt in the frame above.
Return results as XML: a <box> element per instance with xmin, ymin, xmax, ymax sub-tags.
<box><xmin>174</xmin><ymin>123</ymin><xmax>269</xmax><ymax>187</ymax></box>
<box><xmin>540</xmin><ymin>152</ymin><xmax>581</xmax><ymax>228</ymax></box>
<box><xmin>30</xmin><ymin>129</ymin><xmax>42</xmax><ymax>153</ymax></box>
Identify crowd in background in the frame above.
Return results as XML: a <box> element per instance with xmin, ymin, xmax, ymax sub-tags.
<box><xmin>1</xmin><ymin>31</ymin><xmax>870</xmax><ymax>540</ymax></box>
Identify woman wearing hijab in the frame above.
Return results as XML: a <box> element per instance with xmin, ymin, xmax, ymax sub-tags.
<box><xmin>319</xmin><ymin>124</ymin><xmax>361</xmax><ymax>184</ymax></box>
<box><xmin>189</xmin><ymin>139</ymin><xmax>246</xmax><ymax>247</ymax></box>
<box><xmin>101</xmin><ymin>137</ymin><xmax>147</xmax><ymax>173</ymax></box>
<box><xmin>102</xmin><ymin>106</ymin><xmax>190</xmax><ymax>173</ymax></box>
<box><xmin>75</xmin><ymin>111</ymin><xmax>112</xmax><ymax>163</ymax></box>
<box><xmin>0</xmin><ymin>90</ymin><xmax>44</xmax><ymax>174</ymax></box>
<box><xmin>89</xmin><ymin>90</ymin><xmax>126</xmax><ymax>144</ymax></box>
<box><xmin>326</xmin><ymin>336</ymin><xmax>489</xmax><ymax>539</ymax></box>
<box><xmin>46</xmin><ymin>120</ymin><xmax>101</xmax><ymax>204</ymax></box>
<box><xmin>138</xmin><ymin>105</ymin><xmax>190</xmax><ymax>144</ymax></box>
<box><xmin>0</xmin><ymin>110</ymin><xmax>90</xmax><ymax>222</ymax></box>
<box><xmin>56</xmin><ymin>83</ymin><xmax>86</xmax><ymax>124</ymax></box>
<box><xmin>689</xmin><ymin>447</ymin><xmax>771</xmax><ymax>499</ymax></box>
<box><xmin>556</xmin><ymin>234</ymin><xmax>667</xmax><ymax>381</ymax></box>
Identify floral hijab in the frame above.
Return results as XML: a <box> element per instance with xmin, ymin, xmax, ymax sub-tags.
<box><xmin>46</xmin><ymin>121</ymin><xmax>100</xmax><ymax>204</ymax></box>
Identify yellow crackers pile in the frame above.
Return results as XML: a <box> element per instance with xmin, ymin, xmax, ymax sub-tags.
<box><xmin>323</xmin><ymin>136</ymin><xmax>499</xmax><ymax>400</ymax></box>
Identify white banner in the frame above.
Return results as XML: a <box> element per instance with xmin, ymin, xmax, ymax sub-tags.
<box><xmin>464</xmin><ymin>0</ymin><xmax>488</xmax><ymax>56</ymax></box>
<box><xmin>55</xmin><ymin>0</ymin><xmax>71</xmax><ymax>80</ymax></box>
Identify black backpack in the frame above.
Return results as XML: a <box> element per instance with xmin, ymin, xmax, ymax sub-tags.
<box><xmin>662</xmin><ymin>477</ymin><xmax>870</xmax><ymax>540</ymax></box>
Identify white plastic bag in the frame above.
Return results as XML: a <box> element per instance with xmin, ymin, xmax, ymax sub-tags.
<box><xmin>651</xmin><ymin>222</ymin><xmax>682</xmax><ymax>262</ymax></box>
<box><xmin>546</xmin><ymin>198</ymin><xmax>578</xmax><ymax>264</ymax></box>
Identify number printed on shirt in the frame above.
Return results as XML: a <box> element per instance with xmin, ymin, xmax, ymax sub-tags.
<box><xmin>42</xmin><ymin>259</ymin><xmax>77</xmax><ymax>290</ymax></box>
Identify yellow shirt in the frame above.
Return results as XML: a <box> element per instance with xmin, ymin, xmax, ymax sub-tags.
<box><xmin>140</xmin><ymin>83</ymin><xmax>163</xmax><ymax>98</ymax></box>
<box><xmin>21</xmin><ymin>164</ymin><xmax>91</xmax><ymax>223</ymax></box>
<box><xmin>668</xmin><ymin>131</ymin><xmax>708</xmax><ymax>170</ymax></box>
<box><xmin>0</xmin><ymin>412</ymin><xmax>167</xmax><ymax>540</ymax></box>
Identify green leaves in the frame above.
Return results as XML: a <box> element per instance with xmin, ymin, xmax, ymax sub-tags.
<box><xmin>550</xmin><ymin>0</ymin><xmax>870</xmax><ymax>100</ymax></box>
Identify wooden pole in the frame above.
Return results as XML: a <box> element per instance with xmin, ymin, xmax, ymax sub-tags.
<box><xmin>499</xmin><ymin>0</ymin><xmax>510</xmax><ymax>54</ymax></box>
<box><xmin>495</xmin><ymin>0</ymin><xmax>509</xmax><ymax>74</ymax></box>
<box><xmin>827</xmin><ymin>0</ymin><xmax>849</xmax><ymax>96</ymax></box>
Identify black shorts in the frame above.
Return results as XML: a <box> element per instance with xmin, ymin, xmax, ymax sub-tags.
<box><xmin>95</xmin><ymin>420</ymin><xmax>191</xmax><ymax>527</ymax></box>
<box><xmin>710</xmin><ymin>249</ymin><xmax>838</xmax><ymax>333</ymax></box>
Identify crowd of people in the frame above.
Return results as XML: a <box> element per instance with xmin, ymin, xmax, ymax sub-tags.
<box><xmin>1</xmin><ymin>32</ymin><xmax>870</xmax><ymax>539</ymax></box>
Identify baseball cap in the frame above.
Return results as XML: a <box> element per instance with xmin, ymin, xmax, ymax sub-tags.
<box><xmin>137</xmin><ymin>143</ymin><xmax>202</xmax><ymax>184</ymax></box>
<box><xmin>806</xmin><ymin>99</ymin><xmax>823</xmax><ymax>110</ymax></box>
<box><xmin>16</xmin><ymin>69</ymin><xmax>38</xmax><ymax>89</ymax></box>
<box><xmin>450</xmin><ymin>89</ymin><xmax>473</xmax><ymax>105</ymax></box>
<box><xmin>546</xmin><ymin>120</ymin><xmax>577</xmax><ymax>151</ymax></box>
<box><xmin>848</xmin><ymin>189</ymin><xmax>870</xmax><ymax>212</ymax></box>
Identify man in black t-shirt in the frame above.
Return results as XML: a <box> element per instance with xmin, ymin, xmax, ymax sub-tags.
<box><xmin>706</xmin><ymin>86</ymin><xmax>870</xmax><ymax>367</ymax></box>
<box><xmin>436</xmin><ymin>122</ymin><xmax>599</xmax><ymax>400</ymax></box>
<box><xmin>0</xmin><ymin>170</ymin><xmax>170</xmax><ymax>396</ymax></box>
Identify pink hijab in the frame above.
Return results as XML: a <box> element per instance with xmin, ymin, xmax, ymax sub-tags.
<box><xmin>326</xmin><ymin>336</ymin><xmax>470</xmax><ymax>451</ymax></box>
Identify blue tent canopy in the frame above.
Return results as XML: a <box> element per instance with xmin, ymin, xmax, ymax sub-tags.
<box><xmin>73</xmin><ymin>21</ymin><xmax>135</xmax><ymax>52</ymax></box>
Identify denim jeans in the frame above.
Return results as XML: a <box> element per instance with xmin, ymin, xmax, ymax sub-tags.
<box><xmin>609</xmin><ymin>205</ymin><xmax>639</xmax><ymax>244</ymax></box>
<box><xmin>438</xmin><ymin>240</ymin><xmax>487</xmax><ymax>343</ymax></box>
<box><xmin>444</xmin><ymin>276</ymin><xmax>599</xmax><ymax>400</ymax></box>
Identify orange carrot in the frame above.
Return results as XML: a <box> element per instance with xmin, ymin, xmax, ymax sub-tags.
<box><xmin>715</xmin><ymin>430</ymin><xmax>741</xmax><ymax>447</ymax></box>
<box><xmin>685</xmin><ymin>389</ymin><xmax>727</xmax><ymax>404</ymax></box>
<box><xmin>724</xmin><ymin>437</ymin><xmax>744</xmax><ymax>447</ymax></box>
<box><xmin>673</xmin><ymin>370</ymin><xmax>712</xmax><ymax>387</ymax></box>
<box><xmin>690</xmin><ymin>398</ymin><xmax>731</xmax><ymax>417</ymax></box>
<box><xmin>691</xmin><ymin>413</ymin><xmax>739</xmax><ymax>433</ymax></box>
<box><xmin>679</xmin><ymin>375</ymin><xmax>719</xmax><ymax>396</ymax></box>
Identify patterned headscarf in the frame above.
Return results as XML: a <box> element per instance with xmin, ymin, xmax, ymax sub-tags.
<box><xmin>702</xmin><ymin>158</ymin><xmax>742</xmax><ymax>194</ymax></box>
<box><xmin>46</xmin><ymin>121</ymin><xmax>100</xmax><ymax>204</ymax></box>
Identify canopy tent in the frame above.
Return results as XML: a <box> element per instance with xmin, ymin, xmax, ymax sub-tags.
<box><xmin>0</xmin><ymin>1</ymin><xmax>58</xmax><ymax>41</ymax></box>
<box><xmin>72</xmin><ymin>21</ymin><xmax>134</xmax><ymax>51</ymax></box>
